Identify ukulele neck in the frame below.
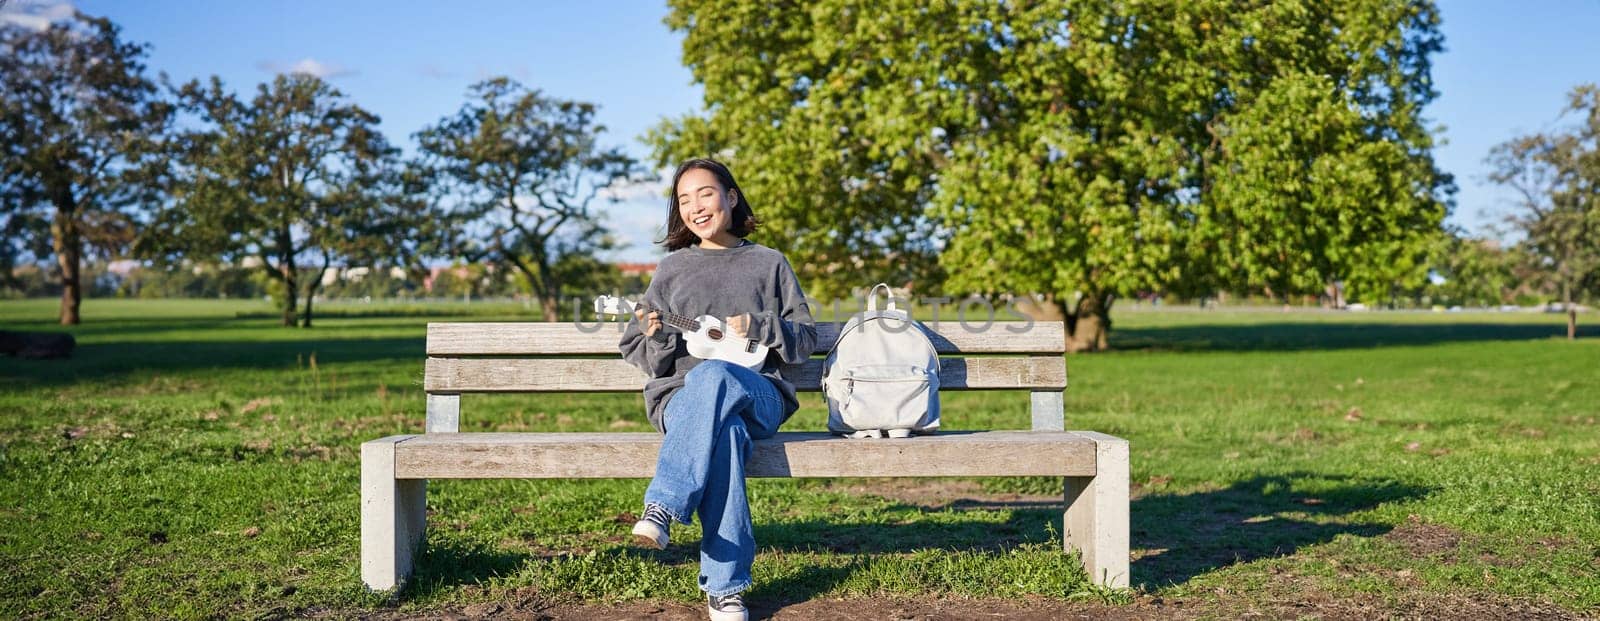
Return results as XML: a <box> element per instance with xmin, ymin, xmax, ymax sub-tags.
<box><xmin>650</xmin><ymin>307</ymin><xmax>702</xmax><ymax>333</ymax></box>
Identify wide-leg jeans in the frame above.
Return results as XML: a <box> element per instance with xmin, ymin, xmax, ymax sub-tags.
<box><xmin>643</xmin><ymin>359</ymin><xmax>784</xmax><ymax>596</ymax></box>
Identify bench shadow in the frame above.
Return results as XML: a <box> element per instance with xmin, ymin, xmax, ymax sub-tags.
<box><xmin>738</xmin><ymin>472</ymin><xmax>1429</xmax><ymax>607</ymax></box>
<box><xmin>402</xmin><ymin>538</ymin><xmax>531</xmax><ymax>599</ymax></box>
<box><xmin>1113</xmin><ymin>321</ymin><xmax>1594</xmax><ymax>352</ymax></box>
<box><xmin>1128</xmin><ymin>473</ymin><xmax>1430</xmax><ymax>588</ymax></box>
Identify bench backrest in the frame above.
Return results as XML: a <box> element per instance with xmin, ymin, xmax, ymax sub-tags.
<box><xmin>422</xmin><ymin>321</ymin><xmax>1067</xmax><ymax>433</ymax></box>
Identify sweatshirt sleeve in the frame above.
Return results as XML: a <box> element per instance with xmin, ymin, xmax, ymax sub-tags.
<box><xmin>619</xmin><ymin>280</ymin><xmax>680</xmax><ymax>377</ymax></box>
<box><xmin>745</xmin><ymin>256</ymin><xmax>817</xmax><ymax>365</ymax></box>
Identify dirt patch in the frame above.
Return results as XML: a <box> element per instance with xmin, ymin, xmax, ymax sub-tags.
<box><xmin>1379</xmin><ymin>518</ymin><xmax>1588</xmax><ymax>570</ymax></box>
<box><xmin>1384</xmin><ymin>519</ymin><xmax>1465</xmax><ymax>557</ymax></box>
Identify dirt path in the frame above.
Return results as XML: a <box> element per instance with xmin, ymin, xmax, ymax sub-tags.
<box><xmin>370</xmin><ymin>589</ymin><xmax>1587</xmax><ymax>621</ymax></box>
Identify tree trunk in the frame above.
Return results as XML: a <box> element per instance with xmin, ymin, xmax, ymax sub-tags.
<box><xmin>302</xmin><ymin>259</ymin><xmax>331</xmax><ymax>328</ymax></box>
<box><xmin>1016</xmin><ymin>292</ymin><xmax>1113</xmax><ymax>353</ymax></box>
<box><xmin>1065</xmin><ymin>293</ymin><xmax>1113</xmax><ymax>353</ymax></box>
<box><xmin>301</xmin><ymin>281</ymin><xmax>319</xmax><ymax>328</ymax></box>
<box><xmin>280</xmin><ymin>261</ymin><xmax>299</xmax><ymax>327</ymax></box>
<box><xmin>54</xmin><ymin>224</ymin><xmax>82</xmax><ymax>326</ymax></box>
<box><xmin>1565</xmin><ymin>282</ymin><xmax>1577</xmax><ymax>340</ymax></box>
<box><xmin>540</xmin><ymin>293</ymin><xmax>560</xmax><ymax>322</ymax></box>
<box><xmin>535</xmin><ymin>256</ymin><xmax>560</xmax><ymax>322</ymax></box>
<box><xmin>52</xmin><ymin>203</ymin><xmax>83</xmax><ymax>326</ymax></box>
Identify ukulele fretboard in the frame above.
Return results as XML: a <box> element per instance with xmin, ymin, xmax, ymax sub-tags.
<box><xmin>654</xmin><ymin>308</ymin><xmax>702</xmax><ymax>333</ymax></box>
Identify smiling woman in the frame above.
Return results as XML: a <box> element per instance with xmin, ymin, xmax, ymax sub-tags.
<box><xmin>617</xmin><ymin>157</ymin><xmax>815</xmax><ymax>620</ymax></box>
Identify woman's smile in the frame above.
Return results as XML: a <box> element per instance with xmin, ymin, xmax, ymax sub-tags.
<box><xmin>676</xmin><ymin>167</ymin><xmax>740</xmax><ymax>248</ymax></box>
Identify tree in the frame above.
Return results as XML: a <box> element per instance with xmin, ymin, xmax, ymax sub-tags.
<box><xmin>1488</xmin><ymin>84</ymin><xmax>1600</xmax><ymax>340</ymax></box>
<box><xmin>143</xmin><ymin>73</ymin><xmax>407</xmax><ymax>327</ymax></box>
<box><xmin>0</xmin><ymin>11</ymin><xmax>172</xmax><ymax>324</ymax></box>
<box><xmin>415</xmin><ymin>78</ymin><xmax>643</xmax><ymax>321</ymax></box>
<box><xmin>1424</xmin><ymin>231</ymin><xmax>1516</xmax><ymax>308</ymax></box>
<box><xmin>650</xmin><ymin>0</ymin><xmax>1452</xmax><ymax>350</ymax></box>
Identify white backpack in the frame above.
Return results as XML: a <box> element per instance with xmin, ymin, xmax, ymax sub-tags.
<box><xmin>822</xmin><ymin>284</ymin><xmax>941</xmax><ymax>438</ymax></box>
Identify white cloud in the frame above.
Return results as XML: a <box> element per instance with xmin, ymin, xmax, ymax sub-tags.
<box><xmin>0</xmin><ymin>0</ymin><xmax>76</xmax><ymax>31</ymax></box>
<box><xmin>255</xmin><ymin>57</ymin><xmax>356</xmax><ymax>79</ymax></box>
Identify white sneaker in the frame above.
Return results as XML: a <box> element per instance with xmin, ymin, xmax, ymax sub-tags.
<box><xmin>707</xmin><ymin>592</ymin><xmax>748</xmax><ymax>621</ymax></box>
<box><xmin>630</xmin><ymin>503</ymin><xmax>671</xmax><ymax>549</ymax></box>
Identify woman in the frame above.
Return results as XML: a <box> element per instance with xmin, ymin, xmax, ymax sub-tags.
<box><xmin>618</xmin><ymin>158</ymin><xmax>817</xmax><ymax>621</ymax></box>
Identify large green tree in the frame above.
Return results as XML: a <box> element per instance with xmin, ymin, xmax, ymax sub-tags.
<box><xmin>1488</xmin><ymin>84</ymin><xmax>1600</xmax><ymax>340</ymax></box>
<box><xmin>0</xmin><ymin>12</ymin><xmax>171</xmax><ymax>323</ymax></box>
<box><xmin>415</xmin><ymin>78</ymin><xmax>643</xmax><ymax>321</ymax></box>
<box><xmin>143</xmin><ymin>73</ymin><xmax>407</xmax><ymax>327</ymax></box>
<box><xmin>650</xmin><ymin>0</ymin><xmax>1452</xmax><ymax>350</ymax></box>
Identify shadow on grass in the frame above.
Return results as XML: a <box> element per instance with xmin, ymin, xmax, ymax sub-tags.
<box><xmin>402</xmin><ymin>538</ymin><xmax>530</xmax><ymax>600</ymax></box>
<box><xmin>1</xmin><ymin>336</ymin><xmax>426</xmax><ymax>387</ymax></box>
<box><xmin>733</xmin><ymin>472</ymin><xmax>1430</xmax><ymax>604</ymax></box>
<box><xmin>1129</xmin><ymin>473</ymin><xmax>1430</xmax><ymax>588</ymax></box>
<box><xmin>1113</xmin><ymin>321</ymin><xmax>1596</xmax><ymax>352</ymax></box>
<box><xmin>747</xmin><ymin>562</ymin><xmax>865</xmax><ymax>618</ymax></box>
<box><xmin>379</xmin><ymin>472</ymin><xmax>1428</xmax><ymax>608</ymax></box>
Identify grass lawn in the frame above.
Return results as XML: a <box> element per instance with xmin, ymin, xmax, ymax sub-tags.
<box><xmin>2</xmin><ymin>298</ymin><xmax>1598</xmax><ymax>618</ymax></box>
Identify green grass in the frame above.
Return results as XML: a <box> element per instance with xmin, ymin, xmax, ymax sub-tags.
<box><xmin>2</xmin><ymin>299</ymin><xmax>1598</xmax><ymax>618</ymax></box>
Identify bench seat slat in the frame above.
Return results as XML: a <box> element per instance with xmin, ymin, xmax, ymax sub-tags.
<box><xmin>424</xmin><ymin>356</ymin><xmax>1066</xmax><ymax>393</ymax></box>
<box><xmin>392</xmin><ymin>431</ymin><xmax>1098</xmax><ymax>479</ymax></box>
<box><xmin>426</xmin><ymin>321</ymin><xmax>1066</xmax><ymax>355</ymax></box>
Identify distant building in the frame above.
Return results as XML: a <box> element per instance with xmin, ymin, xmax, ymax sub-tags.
<box><xmin>617</xmin><ymin>262</ymin><xmax>657</xmax><ymax>278</ymax></box>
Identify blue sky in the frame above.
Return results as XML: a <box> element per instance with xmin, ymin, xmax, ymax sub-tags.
<box><xmin>8</xmin><ymin>0</ymin><xmax>1599</xmax><ymax>262</ymax></box>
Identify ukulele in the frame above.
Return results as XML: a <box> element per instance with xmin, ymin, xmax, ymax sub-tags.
<box><xmin>594</xmin><ymin>295</ymin><xmax>770</xmax><ymax>370</ymax></box>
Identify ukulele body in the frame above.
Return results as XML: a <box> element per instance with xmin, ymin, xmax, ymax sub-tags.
<box><xmin>594</xmin><ymin>295</ymin><xmax>770</xmax><ymax>370</ymax></box>
<box><xmin>678</xmin><ymin>314</ymin><xmax>768</xmax><ymax>370</ymax></box>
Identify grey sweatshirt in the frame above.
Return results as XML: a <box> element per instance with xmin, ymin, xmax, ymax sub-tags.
<box><xmin>618</xmin><ymin>241</ymin><xmax>817</xmax><ymax>432</ymax></box>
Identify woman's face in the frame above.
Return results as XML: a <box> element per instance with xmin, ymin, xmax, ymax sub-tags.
<box><xmin>676</xmin><ymin>167</ymin><xmax>736</xmax><ymax>242</ymax></box>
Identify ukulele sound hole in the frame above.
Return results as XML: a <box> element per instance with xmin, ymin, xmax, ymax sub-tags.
<box><xmin>707</xmin><ymin>328</ymin><xmax>724</xmax><ymax>340</ymax></box>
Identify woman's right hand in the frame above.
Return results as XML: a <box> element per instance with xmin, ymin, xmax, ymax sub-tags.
<box><xmin>635</xmin><ymin>306</ymin><xmax>662</xmax><ymax>337</ymax></box>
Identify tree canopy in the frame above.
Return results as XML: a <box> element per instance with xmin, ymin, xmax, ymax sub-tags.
<box><xmin>1</xmin><ymin>11</ymin><xmax>172</xmax><ymax>324</ymax></box>
<box><xmin>142</xmin><ymin>73</ymin><xmax>407</xmax><ymax>327</ymax></box>
<box><xmin>415</xmin><ymin>78</ymin><xmax>644</xmax><ymax>321</ymax></box>
<box><xmin>1488</xmin><ymin>84</ymin><xmax>1600</xmax><ymax>340</ymax></box>
<box><xmin>650</xmin><ymin>0</ymin><xmax>1453</xmax><ymax>350</ymax></box>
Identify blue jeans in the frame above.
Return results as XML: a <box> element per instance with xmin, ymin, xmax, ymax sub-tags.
<box><xmin>643</xmin><ymin>359</ymin><xmax>785</xmax><ymax>597</ymax></box>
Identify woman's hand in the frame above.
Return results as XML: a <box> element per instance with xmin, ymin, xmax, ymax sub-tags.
<box><xmin>635</xmin><ymin>306</ymin><xmax>662</xmax><ymax>337</ymax></box>
<box><xmin>725</xmin><ymin>313</ymin><xmax>750</xmax><ymax>338</ymax></box>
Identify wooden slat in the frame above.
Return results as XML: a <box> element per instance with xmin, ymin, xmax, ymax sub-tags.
<box><xmin>426</xmin><ymin>321</ymin><xmax>1066</xmax><ymax>355</ymax></box>
<box><xmin>392</xmin><ymin>431</ymin><xmax>1098</xmax><ymax>478</ymax></box>
<box><xmin>424</xmin><ymin>355</ymin><xmax>1066</xmax><ymax>393</ymax></box>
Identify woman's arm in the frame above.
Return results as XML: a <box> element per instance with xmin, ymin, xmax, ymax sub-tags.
<box><xmin>745</xmin><ymin>256</ymin><xmax>817</xmax><ymax>365</ymax></box>
<box><xmin>619</xmin><ymin>285</ymin><xmax>680</xmax><ymax>377</ymax></box>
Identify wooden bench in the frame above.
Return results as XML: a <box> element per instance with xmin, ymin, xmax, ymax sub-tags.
<box><xmin>361</xmin><ymin>320</ymin><xmax>1129</xmax><ymax>591</ymax></box>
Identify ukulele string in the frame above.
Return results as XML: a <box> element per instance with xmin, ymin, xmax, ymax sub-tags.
<box><xmin>638</xmin><ymin>304</ymin><xmax>701</xmax><ymax>332</ymax></box>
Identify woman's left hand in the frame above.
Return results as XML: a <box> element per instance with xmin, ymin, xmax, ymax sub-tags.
<box><xmin>725</xmin><ymin>313</ymin><xmax>750</xmax><ymax>338</ymax></box>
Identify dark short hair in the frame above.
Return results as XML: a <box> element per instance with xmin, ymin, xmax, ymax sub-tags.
<box><xmin>660</xmin><ymin>158</ymin><xmax>760</xmax><ymax>251</ymax></box>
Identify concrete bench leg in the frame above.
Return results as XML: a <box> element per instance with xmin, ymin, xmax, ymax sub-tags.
<box><xmin>362</xmin><ymin>435</ymin><xmax>425</xmax><ymax>591</ymax></box>
<box><xmin>1063</xmin><ymin>432</ymin><xmax>1129</xmax><ymax>588</ymax></box>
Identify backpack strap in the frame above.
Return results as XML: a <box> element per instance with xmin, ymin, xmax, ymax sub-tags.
<box><xmin>866</xmin><ymin>283</ymin><xmax>896</xmax><ymax>314</ymax></box>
